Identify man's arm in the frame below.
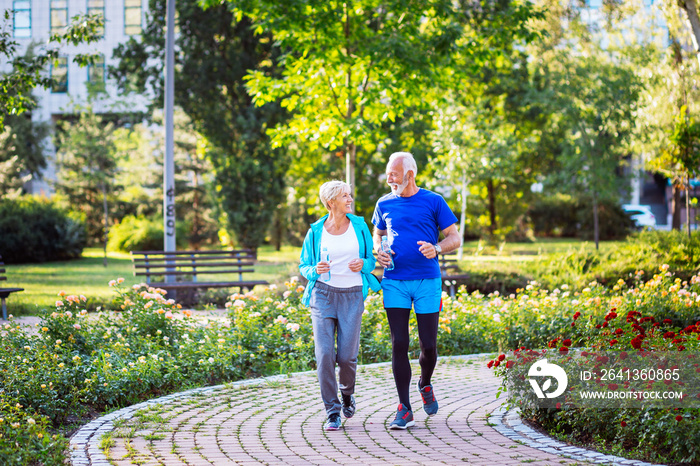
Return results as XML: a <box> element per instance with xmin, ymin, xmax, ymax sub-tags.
<box><xmin>417</xmin><ymin>224</ymin><xmax>461</xmax><ymax>259</ymax></box>
<box><xmin>438</xmin><ymin>224</ymin><xmax>461</xmax><ymax>254</ymax></box>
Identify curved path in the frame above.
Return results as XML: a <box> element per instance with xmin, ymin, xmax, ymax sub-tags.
<box><xmin>70</xmin><ymin>355</ymin><xmax>660</xmax><ymax>466</ymax></box>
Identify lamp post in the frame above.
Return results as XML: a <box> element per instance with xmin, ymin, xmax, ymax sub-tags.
<box><xmin>163</xmin><ymin>0</ymin><xmax>176</xmax><ymax>284</ymax></box>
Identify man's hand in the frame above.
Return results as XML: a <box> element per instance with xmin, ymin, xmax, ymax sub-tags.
<box><xmin>376</xmin><ymin>249</ymin><xmax>394</xmax><ymax>268</ymax></box>
<box><xmin>417</xmin><ymin>241</ymin><xmax>439</xmax><ymax>259</ymax></box>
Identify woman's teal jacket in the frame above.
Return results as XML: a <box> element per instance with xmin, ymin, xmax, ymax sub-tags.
<box><xmin>299</xmin><ymin>213</ymin><xmax>381</xmax><ymax>307</ymax></box>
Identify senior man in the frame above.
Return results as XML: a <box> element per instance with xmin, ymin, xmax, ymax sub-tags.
<box><xmin>372</xmin><ymin>151</ymin><xmax>461</xmax><ymax>430</ymax></box>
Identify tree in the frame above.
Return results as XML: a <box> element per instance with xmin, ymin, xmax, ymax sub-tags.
<box><xmin>53</xmin><ymin>94</ymin><xmax>119</xmax><ymax>265</ymax></box>
<box><xmin>0</xmin><ymin>10</ymin><xmax>103</xmax><ymax>130</ymax></box>
<box><xmin>111</xmin><ymin>0</ymin><xmax>287</xmax><ymax>250</ymax></box>
<box><xmin>207</xmin><ymin>0</ymin><xmax>528</xmax><ymax>205</ymax></box>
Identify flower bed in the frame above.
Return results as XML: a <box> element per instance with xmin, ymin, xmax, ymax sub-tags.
<box><xmin>489</xmin><ymin>266</ymin><xmax>700</xmax><ymax>464</ymax></box>
<box><xmin>2</xmin><ymin>265</ymin><xmax>699</xmax><ymax>464</ymax></box>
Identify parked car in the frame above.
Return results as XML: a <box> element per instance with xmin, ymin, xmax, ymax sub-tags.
<box><xmin>622</xmin><ymin>204</ymin><xmax>657</xmax><ymax>229</ymax></box>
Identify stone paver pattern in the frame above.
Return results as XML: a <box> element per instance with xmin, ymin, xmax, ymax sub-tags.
<box><xmin>72</xmin><ymin>355</ymin><xmax>657</xmax><ymax>466</ymax></box>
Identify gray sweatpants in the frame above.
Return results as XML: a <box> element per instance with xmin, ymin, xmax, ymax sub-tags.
<box><xmin>309</xmin><ymin>281</ymin><xmax>364</xmax><ymax>416</ymax></box>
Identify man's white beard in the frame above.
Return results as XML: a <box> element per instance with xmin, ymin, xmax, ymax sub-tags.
<box><xmin>390</xmin><ymin>178</ymin><xmax>409</xmax><ymax>196</ymax></box>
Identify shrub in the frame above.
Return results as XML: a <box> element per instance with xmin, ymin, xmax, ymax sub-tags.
<box><xmin>107</xmin><ymin>215</ymin><xmax>187</xmax><ymax>252</ymax></box>
<box><xmin>528</xmin><ymin>195</ymin><xmax>634</xmax><ymax>240</ymax></box>
<box><xmin>0</xmin><ymin>197</ymin><xmax>86</xmax><ymax>263</ymax></box>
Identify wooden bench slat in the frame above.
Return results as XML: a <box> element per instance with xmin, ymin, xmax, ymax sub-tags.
<box><xmin>131</xmin><ymin>249</ymin><xmax>255</xmax><ymax>256</ymax></box>
<box><xmin>134</xmin><ymin>269</ymin><xmax>256</xmax><ymax>276</ymax></box>
<box><xmin>132</xmin><ymin>260</ymin><xmax>256</xmax><ymax>268</ymax></box>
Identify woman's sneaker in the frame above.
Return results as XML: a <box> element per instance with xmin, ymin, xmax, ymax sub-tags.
<box><xmin>389</xmin><ymin>404</ymin><xmax>415</xmax><ymax>430</ymax></box>
<box><xmin>324</xmin><ymin>413</ymin><xmax>342</xmax><ymax>431</ymax></box>
<box><xmin>418</xmin><ymin>379</ymin><xmax>439</xmax><ymax>416</ymax></box>
<box><xmin>342</xmin><ymin>394</ymin><xmax>356</xmax><ymax>418</ymax></box>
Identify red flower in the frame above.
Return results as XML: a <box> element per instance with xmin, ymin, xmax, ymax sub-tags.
<box><xmin>573</xmin><ymin>311</ymin><xmax>581</xmax><ymax>320</ymax></box>
<box><xmin>676</xmin><ymin>415</ymin><xmax>683</xmax><ymax>422</ymax></box>
<box><xmin>664</xmin><ymin>331</ymin><xmax>676</xmax><ymax>339</ymax></box>
<box><xmin>605</xmin><ymin>311</ymin><xmax>618</xmax><ymax>321</ymax></box>
<box><xmin>678</xmin><ymin>345</ymin><xmax>686</xmax><ymax>351</ymax></box>
<box><xmin>498</xmin><ymin>354</ymin><xmax>506</xmax><ymax>361</ymax></box>
<box><xmin>619</xmin><ymin>352</ymin><xmax>628</xmax><ymax>360</ymax></box>
<box><xmin>487</xmin><ymin>360</ymin><xmax>494</xmax><ymax>368</ymax></box>
<box><xmin>615</xmin><ymin>328</ymin><xmax>624</xmax><ymax>335</ymax></box>
<box><xmin>596</xmin><ymin>324</ymin><xmax>602</xmax><ymax>329</ymax></box>
<box><xmin>602</xmin><ymin>322</ymin><xmax>609</xmax><ymax>328</ymax></box>
<box><xmin>506</xmin><ymin>360</ymin><xmax>515</xmax><ymax>369</ymax></box>
<box><xmin>631</xmin><ymin>337</ymin><xmax>643</xmax><ymax>349</ymax></box>
<box><xmin>608</xmin><ymin>383</ymin><xmax>618</xmax><ymax>390</ymax></box>
<box><xmin>621</xmin><ymin>421</ymin><xmax>627</xmax><ymax>427</ymax></box>
<box><xmin>548</xmin><ymin>338</ymin><xmax>559</xmax><ymax>349</ymax></box>
<box><xmin>559</xmin><ymin>346</ymin><xmax>569</xmax><ymax>354</ymax></box>
<box><xmin>494</xmin><ymin>360</ymin><xmax>500</xmax><ymax>367</ymax></box>
<box><xmin>563</xmin><ymin>339</ymin><xmax>572</xmax><ymax>347</ymax></box>
<box><xmin>610</xmin><ymin>339</ymin><xmax>618</xmax><ymax>346</ymax></box>
<box><xmin>556</xmin><ymin>402</ymin><xmax>561</xmax><ymax>409</ymax></box>
<box><xmin>663</xmin><ymin>319</ymin><xmax>672</xmax><ymax>325</ymax></box>
<box><xmin>571</xmin><ymin>322</ymin><xmax>576</xmax><ymax>327</ymax></box>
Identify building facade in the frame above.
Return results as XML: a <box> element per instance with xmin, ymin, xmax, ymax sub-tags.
<box><xmin>1</xmin><ymin>0</ymin><xmax>150</xmax><ymax>194</ymax></box>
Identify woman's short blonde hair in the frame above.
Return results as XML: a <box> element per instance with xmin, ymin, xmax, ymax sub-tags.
<box><xmin>319</xmin><ymin>180</ymin><xmax>351</xmax><ymax>210</ymax></box>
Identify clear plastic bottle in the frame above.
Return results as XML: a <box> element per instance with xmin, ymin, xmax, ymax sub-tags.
<box><xmin>381</xmin><ymin>235</ymin><xmax>395</xmax><ymax>271</ymax></box>
<box><xmin>320</xmin><ymin>247</ymin><xmax>331</xmax><ymax>281</ymax></box>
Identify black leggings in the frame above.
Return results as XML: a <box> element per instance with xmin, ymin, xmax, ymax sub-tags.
<box><xmin>385</xmin><ymin>308</ymin><xmax>439</xmax><ymax>411</ymax></box>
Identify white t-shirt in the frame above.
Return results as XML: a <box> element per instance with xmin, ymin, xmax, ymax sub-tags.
<box><xmin>320</xmin><ymin>222</ymin><xmax>363</xmax><ymax>288</ymax></box>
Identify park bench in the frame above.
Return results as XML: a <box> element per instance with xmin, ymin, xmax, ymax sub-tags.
<box><xmin>130</xmin><ymin>249</ymin><xmax>269</xmax><ymax>299</ymax></box>
<box><xmin>0</xmin><ymin>255</ymin><xmax>24</xmax><ymax>320</ymax></box>
<box><xmin>439</xmin><ymin>252</ymin><xmax>470</xmax><ymax>298</ymax></box>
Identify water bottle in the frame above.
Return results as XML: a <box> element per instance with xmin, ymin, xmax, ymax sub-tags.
<box><xmin>320</xmin><ymin>247</ymin><xmax>331</xmax><ymax>281</ymax></box>
<box><xmin>381</xmin><ymin>235</ymin><xmax>395</xmax><ymax>271</ymax></box>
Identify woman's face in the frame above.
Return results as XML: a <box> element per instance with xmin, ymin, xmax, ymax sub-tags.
<box><xmin>329</xmin><ymin>191</ymin><xmax>353</xmax><ymax>214</ymax></box>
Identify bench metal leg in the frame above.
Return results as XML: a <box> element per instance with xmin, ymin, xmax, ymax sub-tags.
<box><xmin>1</xmin><ymin>297</ymin><xmax>7</xmax><ymax>320</ymax></box>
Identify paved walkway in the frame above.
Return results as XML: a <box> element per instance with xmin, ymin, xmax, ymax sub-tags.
<box><xmin>70</xmin><ymin>355</ymin><xmax>661</xmax><ymax>466</ymax></box>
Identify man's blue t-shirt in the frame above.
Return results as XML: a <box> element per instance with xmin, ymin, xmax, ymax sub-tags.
<box><xmin>371</xmin><ymin>188</ymin><xmax>458</xmax><ymax>280</ymax></box>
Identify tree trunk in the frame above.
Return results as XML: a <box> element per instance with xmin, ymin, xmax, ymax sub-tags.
<box><xmin>487</xmin><ymin>178</ymin><xmax>497</xmax><ymax>237</ymax></box>
<box><xmin>592</xmin><ymin>190</ymin><xmax>599</xmax><ymax>251</ymax></box>
<box><xmin>672</xmin><ymin>182</ymin><xmax>682</xmax><ymax>230</ymax></box>
<box><xmin>458</xmin><ymin>176</ymin><xmax>467</xmax><ymax>260</ymax></box>
<box><xmin>687</xmin><ymin>174</ymin><xmax>692</xmax><ymax>238</ymax></box>
<box><xmin>680</xmin><ymin>0</ymin><xmax>700</xmax><ymax>64</ymax></box>
<box><xmin>102</xmin><ymin>182</ymin><xmax>108</xmax><ymax>267</ymax></box>
<box><xmin>346</xmin><ymin>141</ymin><xmax>356</xmax><ymax>211</ymax></box>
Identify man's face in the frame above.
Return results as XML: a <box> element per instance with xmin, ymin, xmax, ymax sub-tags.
<box><xmin>387</xmin><ymin>160</ymin><xmax>409</xmax><ymax>195</ymax></box>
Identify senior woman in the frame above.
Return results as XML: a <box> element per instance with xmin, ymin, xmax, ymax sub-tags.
<box><xmin>299</xmin><ymin>180</ymin><xmax>381</xmax><ymax>431</ymax></box>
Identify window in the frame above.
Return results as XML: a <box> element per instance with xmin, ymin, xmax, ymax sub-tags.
<box><xmin>13</xmin><ymin>1</ymin><xmax>31</xmax><ymax>38</ymax></box>
<box><xmin>51</xmin><ymin>57</ymin><xmax>68</xmax><ymax>93</ymax></box>
<box><xmin>87</xmin><ymin>54</ymin><xmax>105</xmax><ymax>84</ymax></box>
<box><xmin>87</xmin><ymin>0</ymin><xmax>105</xmax><ymax>36</ymax></box>
<box><xmin>124</xmin><ymin>0</ymin><xmax>142</xmax><ymax>35</ymax></box>
<box><xmin>50</xmin><ymin>0</ymin><xmax>68</xmax><ymax>35</ymax></box>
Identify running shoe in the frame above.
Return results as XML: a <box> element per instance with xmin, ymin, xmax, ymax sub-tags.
<box><xmin>324</xmin><ymin>413</ymin><xmax>342</xmax><ymax>431</ymax></box>
<box><xmin>389</xmin><ymin>403</ymin><xmax>415</xmax><ymax>430</ymax></box>
<box><xmin>418</xmin><ymin>378</ymin><xmax>439</xmax><ymax>416</ymax></box>
<box><xmin>342</xmin><ymin>394</ymin><xmax>356</xmax><ymax>419</ymax></box>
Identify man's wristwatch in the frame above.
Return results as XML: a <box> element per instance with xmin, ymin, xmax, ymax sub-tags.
<box><xmin>434</xmin><ymin>243</ymin><xmax>442</xmax><ymax>254</ymax></box>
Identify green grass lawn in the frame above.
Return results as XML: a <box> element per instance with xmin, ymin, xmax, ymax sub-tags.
<box><xmin>2</xmin><ymin>238</ymin><xmax>622</xmax><ymax>315</ymax></box>
<box><xmin>3</xmin><ymin>246</ymin><xmax>302</xmax><ymax>315</ymax></box>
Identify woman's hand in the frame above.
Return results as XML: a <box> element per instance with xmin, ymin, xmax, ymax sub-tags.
<box><xmin>316</xmin><ymin>260</ymin><xmax>331</xmax><ymax>275</ymax></box>
<box><xmin>348</xmin><ymin>258</ymin><xmax>363</xmax><ymax>273</ymax></box>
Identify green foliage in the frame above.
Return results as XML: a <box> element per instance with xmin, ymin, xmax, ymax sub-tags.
<box><xmin>529</xmin><ymin>230</ymin><xmax>700</xmax><ymax>290</ymax></box>
<box><xmin>107</xmin><ymin>215</ymin><xmax>188</xmax><ymax>253</ymax></box>
<box><xmin>0</xmin><ymin>10</ymin><xmax>104</xmax><ymax>130</ymax></box>
<box><xmin>0</xmin><ymin>197</ymin><xmax>86</xmax><ymax>264</ymax></box>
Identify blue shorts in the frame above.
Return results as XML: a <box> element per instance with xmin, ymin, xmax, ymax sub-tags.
<box><xmin>381</xmin><ymin>278</ymin><xmax>442</xmax><ymax>314</ymax></box>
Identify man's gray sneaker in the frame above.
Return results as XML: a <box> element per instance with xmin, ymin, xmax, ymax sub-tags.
<box><xmin>324</xmin><ymin>413</ymin><xmax>342</xmax><ymax>431</ymax></box>
<box><xmin>342</xmin><ymin>394</ymin><xmax>356</xmax><ymax>418</ymax></box>
<box><xmin>389</xmin><ymin>403</ymin><xmax>415</xmax><ymax>430</ymax></box>
<box><xmin>418</xmin><ymin>379</ymin><xmax>438</xmax><ymax>416</ymax></box>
